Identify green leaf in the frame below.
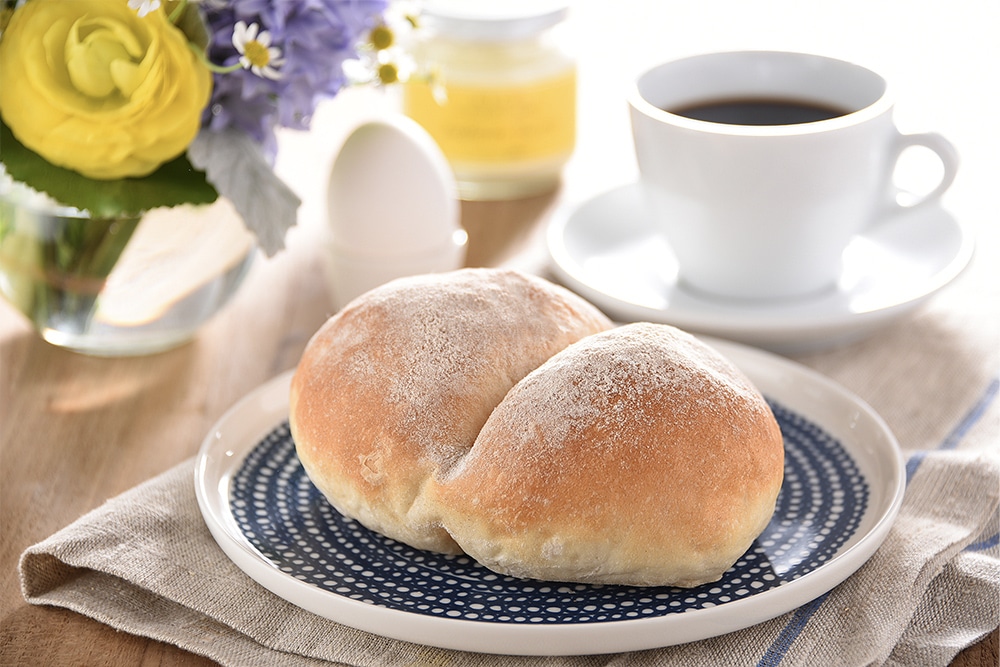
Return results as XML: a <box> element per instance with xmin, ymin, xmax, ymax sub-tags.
<box><xmin>0</xmin><ymin>119</ymin><xmax>218</xmax><ymax>218</ymax></box>
<box><xmin>174</xmin><ymin>0</ymin><xmax>210</xmax><ymax>51</ymax></box>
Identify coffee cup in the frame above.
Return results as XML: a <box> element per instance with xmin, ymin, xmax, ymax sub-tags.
<box><xmin>628</xmin><ymin>50</ymin><xmax>959</xmax><ymax>301</ymax></box>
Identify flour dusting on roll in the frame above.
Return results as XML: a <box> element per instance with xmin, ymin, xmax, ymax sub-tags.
<box><xmin>290</xmin><ymin>269</ymin><xmax>784</xmax><ymax>587</ymax></box>
<box><xmin>289</xmin><ymin>268</ymin><xmax>613</xmax><ymax>554</ymax></box>
<box><xmin>428</xmin><ymin>322</ymin><xmax>784</xmax><ymax>587</ymax></box>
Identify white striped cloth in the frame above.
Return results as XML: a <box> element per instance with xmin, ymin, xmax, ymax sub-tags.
<box><xmin>19</xmin><ymin>354</ymin><xmax>998</xmax><ymax>667</ymax></box>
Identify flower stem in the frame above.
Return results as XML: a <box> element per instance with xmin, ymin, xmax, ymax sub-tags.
<box><xmin>188</xmin><ymin>42</ymin><xmax>242</xmax><ymax>74</ymax></box>
<box><xmin>168</xmin><ymin>0</ymin><xmax>188</xmax><ymax>24</ymax></box>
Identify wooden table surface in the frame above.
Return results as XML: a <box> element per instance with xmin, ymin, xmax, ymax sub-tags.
<box><xmin>0</xmin><ymin>190</ymin><xmax>996</xmax><ymax>665</ymax></box>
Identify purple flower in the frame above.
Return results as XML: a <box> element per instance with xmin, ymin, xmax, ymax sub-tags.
<box><xmin>200</xmin><ymin>0</ymin><xmax>388</xmax><ymax>160</ymax></box>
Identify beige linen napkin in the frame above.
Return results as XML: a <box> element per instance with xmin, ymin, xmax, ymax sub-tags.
<box><xmin>19</xmin><ymin>375</ymin><xmax>1000</xmax><ymax>667</ymax></box>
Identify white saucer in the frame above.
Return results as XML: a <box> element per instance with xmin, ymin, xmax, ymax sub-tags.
<box><xmin>546</xmin><ymin>182</ymin><xmax>974</xmax><ymax>353</ymax></box>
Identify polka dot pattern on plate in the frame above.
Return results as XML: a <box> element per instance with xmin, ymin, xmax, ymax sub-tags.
<box><xmin>229</xmin><ymin>400</ymin><xmax>868</xmax><ymax>624</ymax></box>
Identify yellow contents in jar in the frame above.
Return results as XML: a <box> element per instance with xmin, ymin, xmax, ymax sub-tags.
<box><xmin>402</xmin><ymin>4</ymin><xmax>577</xmax><ymax>200</ymax></box>
<box><xmin>404</xmin><ymin>69</ymin><xmax>576</xmax><ymax>164</ymax></box>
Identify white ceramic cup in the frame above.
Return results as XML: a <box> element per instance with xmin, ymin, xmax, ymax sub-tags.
<box><xmin>628</xmin><ymin>51</ymin><xmax>959</xmax><ymax>301</ymax></box>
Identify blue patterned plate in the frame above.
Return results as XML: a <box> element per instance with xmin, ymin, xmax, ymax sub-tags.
<box><xmin>195</xmin><ymin>338</ymin><xmax>905</xmax><ymax>655</ymax></box>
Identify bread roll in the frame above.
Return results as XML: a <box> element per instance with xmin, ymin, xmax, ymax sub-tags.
<box><xmin>290</xmin><ymin>269</ymin><xmax>784</xmax><ymax>587</ymax></box>
<box><xmin>428</xmin><ymin>322</ymin><xmax>784</xmax><ymax>587</ymax></box>
<box><xmin>289</xmin><ymin>268</ymin><xmax>613</xmax><ymax>553</ymax></box>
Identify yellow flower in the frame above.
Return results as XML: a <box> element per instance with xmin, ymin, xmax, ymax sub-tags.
<box><xmin>0</xmin><ymin>0</ymin><xmax>212</xmax><ymax>180</ymax></box>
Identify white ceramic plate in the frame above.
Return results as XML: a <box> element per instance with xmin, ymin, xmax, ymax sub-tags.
<box><xmin>546</xmin><ymin>182</ymin><xmax>974</xmax><ymax>353</ymax></box>
<box><xmin>195</xmin><ymin>339</ymin><xmax>905</xmax><ymax>655</ymax></box>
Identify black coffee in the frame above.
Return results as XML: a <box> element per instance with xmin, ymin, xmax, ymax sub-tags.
<box><xmin>669</xmin><ymin>98</ymin><xmax>850</xmax><ymax>126</ymax></box>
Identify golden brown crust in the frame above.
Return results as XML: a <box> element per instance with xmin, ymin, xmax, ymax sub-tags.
<box><xmin>289</xmin><ymin>268</ymin><xmax>613</xmax><ymax>553</ymax></box>
<box><xmin>290</xmin><ymin>269</ymin><xmax>784</xmax><ymax>587</ymax></box>
<box><xmin>428</xmin><ymin>323</ymin><xmax>784</xmax><ymax>586</ymax></box>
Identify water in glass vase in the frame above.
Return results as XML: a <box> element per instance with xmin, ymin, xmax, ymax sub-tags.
<box><xmin>0</xmin><ymin>175</ymin><xmax>256</xmax><ymax>356</ymax></box>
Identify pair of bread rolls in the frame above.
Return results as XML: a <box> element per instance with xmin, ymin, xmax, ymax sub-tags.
<box><xmin>290</xmin><ymin>269</ymin><xmax>784</xmax><ymax>587</ymax></box>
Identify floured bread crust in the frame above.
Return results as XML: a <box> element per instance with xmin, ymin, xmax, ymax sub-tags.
<box><xmin>428</xmin><ymin>322</ymin><xmax>784</xmax><ymax>587</ymax></box>
<box><xmin>289</xmin><ymin>268</ymin><xmax>613</xmax><ymax>553</ymax></box>
<box><xmin>290</xmin><ymin>268</ymin><xmax>784</xmax><ymax>587</ymax></box>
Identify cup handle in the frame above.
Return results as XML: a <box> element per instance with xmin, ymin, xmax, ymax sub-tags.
<box><xmin>887</xmin><ymin>131</ymin><xmax>959</xmax><ymax>213</ymax></box>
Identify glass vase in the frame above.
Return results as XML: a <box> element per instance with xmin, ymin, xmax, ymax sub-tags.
<box><xmin>0</xmin><ymin>174</ymin><xmax>256</xmax><ymax>356</ymax></box>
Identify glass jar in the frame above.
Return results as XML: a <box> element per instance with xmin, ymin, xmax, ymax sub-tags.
<box><xmin>403</xmin><ymin>1</ymin><xmax>576</xmax><ymax>200</ymax></box>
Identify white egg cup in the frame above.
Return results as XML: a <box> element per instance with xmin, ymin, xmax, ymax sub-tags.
<box><xmin>325</xmin><ymin>115</ymin><xmax>466</xmax><ymax>310</ymax></box>
<box><xmin>327</xmin><ymin>232</ymin><xmax>469</xmax><ymax>311</ymax></box>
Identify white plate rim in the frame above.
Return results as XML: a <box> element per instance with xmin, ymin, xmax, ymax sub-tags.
<box><xmin>194</xmin><ymin>338</ymin><xmax>905</xmax><ymax>656</ymax></box>
<box><xmin>546</xmin><ymin>182</ymin><xmax>974</xmax><ymax>350</ymax></box>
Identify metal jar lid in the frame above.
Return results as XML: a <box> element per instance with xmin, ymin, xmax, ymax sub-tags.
<box><xmin>420</xmin><ymin>0</ymin><xmax>570</xmax><ymax>42</ymax></box>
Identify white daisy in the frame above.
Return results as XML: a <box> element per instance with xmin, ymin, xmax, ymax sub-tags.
<box><xmin>128</xmin><ymin>0</ymin><xmax>161</xmax><ymax>18</ymax></box>
<box><xmin>232</xmin><ymin>21</ymin><xmax>285</xmax><ymax>80</ymax></box>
